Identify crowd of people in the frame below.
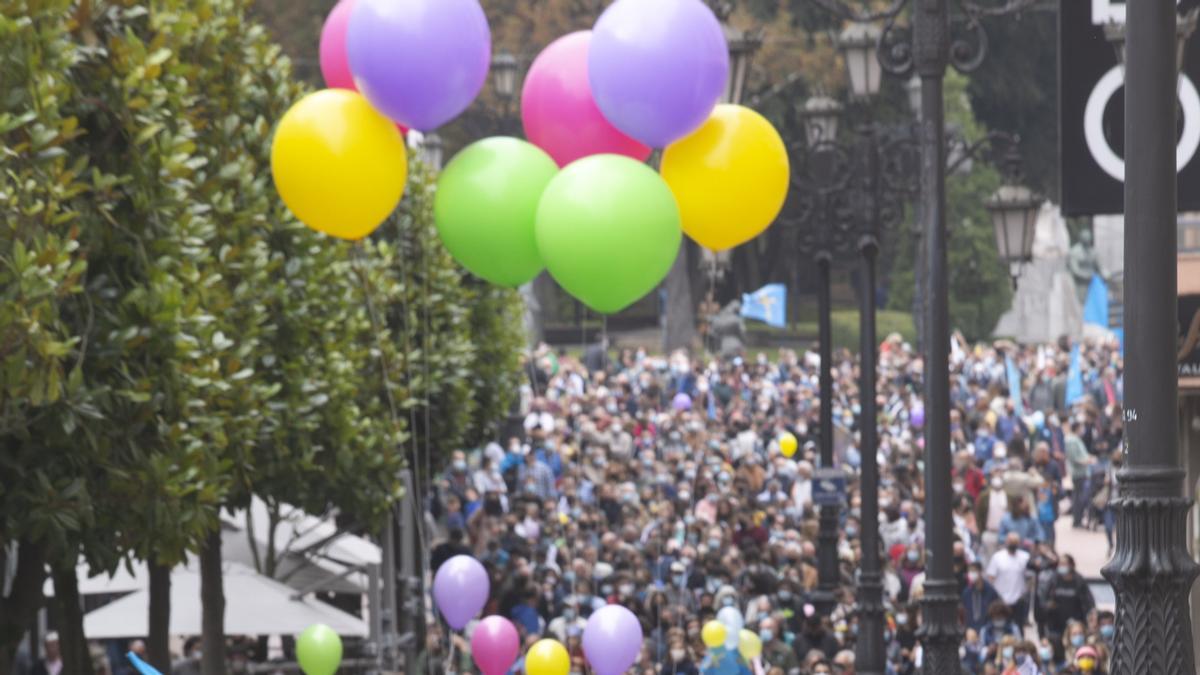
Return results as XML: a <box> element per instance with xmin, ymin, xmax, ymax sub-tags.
<box><xmin>425</xmin><ymin>332</ymin><xmax>1126</xmax><ymax>675</ymax></box>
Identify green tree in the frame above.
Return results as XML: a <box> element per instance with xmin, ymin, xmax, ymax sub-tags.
<box><xmin>886</xmin><ymin>72</ymin><xmax>1013</xmax><ymax>340</ymax></box>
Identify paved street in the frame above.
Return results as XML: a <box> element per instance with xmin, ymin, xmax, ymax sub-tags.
<box><xmin>1054</xmin><ymin>511</ymin><xmax>1115</xmax><ymax>610</ymax></box>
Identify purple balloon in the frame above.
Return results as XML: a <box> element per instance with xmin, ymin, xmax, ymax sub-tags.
<box><xmin>583</xmin><ymin>604</ymin><xmax>643</xmax><ymax>675</ymax></box>
<box><xmin>346</xmin><ymin>0</ymin><xmax>491</xmax><ymax>131</ymax></box>
<box><xmin>470</xmin><ymin>616</ymin><xmax>519</xmax><ymax>675</ymax></box>
<box><xmin>672</xmin><ymin>392</ymin><xmax>693</xmax><ymax>411</ymax></box>
<box><xmin>589</xmin><ymin>0</ymin><xmax>729</xmax><ymax>148</ymax></box>
<box><xmin>910</xmin><ymin>405</ymin><xmax>925</xmax><ymax>429</ymax></box>
<box><xmin>433</xmin><ymin>555</ymin><xmax>489</xmax><ymax>630</ymax></box>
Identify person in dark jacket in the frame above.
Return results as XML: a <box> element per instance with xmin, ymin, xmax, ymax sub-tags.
<box><xmin>1045</xmin><ymin>554</ymin><xmax>1095</xmax><ymax>662</ymax></box>
<box><xmin>793</xmin><ymin>615</ymin><xmax>841</xmax><ymax>661</ymax></box>
<box><xmin>962</xmin><ymin>561</ymin><xmax>1002</xmax><ymax>631</ymax></box>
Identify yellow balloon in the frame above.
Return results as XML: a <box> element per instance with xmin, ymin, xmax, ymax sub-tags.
<box><xmin>738</xmin><ymin>629</ymin><xmax>763</xmax><ymax>661</ymax></box>
<box><xmin>525</xmin><ymin>638</ymin><xmax>570</xmax><ymax>675</ymax></box>
<box><xmin>271</xmin><ymin>89</ymin><xmax>407</xmax><ymax>240</ymax></box>
<box><xmin>734</xmin><ymin>624</ymin><xmax>763</xmax><ymax>658</ymax></box>
<box><xmin>661</xmin><ymin>104</ymin><xmax>789</xmax><ymax>251</ymax></box>
<box><xmin>702</xmin><ymin>620</ymin><xmax>727</xmax><ymax>648</ymax></box>
<box><xmin>779</xmin><ymin>432</ymin><xmax>798</xmax><ymax>458</ymax></box>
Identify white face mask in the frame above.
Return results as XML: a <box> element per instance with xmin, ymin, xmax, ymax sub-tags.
<box><xmin>670</xmin><ymin>649</ymin><xmax>687</xmax><ymax>661</ymax></box>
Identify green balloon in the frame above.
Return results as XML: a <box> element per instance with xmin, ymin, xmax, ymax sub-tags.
<box><xmin>296</xmin><ymin>624</ymin><xmax>342</xmax><ymax>675</ymax></box>
<box><xmin>435</xmin><ymin>136</ymin><xmax>558</xmax><ymax>287</ymax></box>
<box><xmin>536</xmin><ymin>154</ymin><xmax>681</xmax><ymax>314</ymax></box>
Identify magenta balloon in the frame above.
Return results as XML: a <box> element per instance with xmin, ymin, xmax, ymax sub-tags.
<box><xmin>433</xmin><ymin>555</ymin><xmax>489</xmax><ymax>630</ymax></box>
<box><xmin>346</xmin><ymin>0</ymin><xmax>491</xmax><ymax>130</ymax></box>
<box><xmin>672</xmin><ymin>392</ymin><xmax>692</xmax><ymax>411</ymax></box>
<box><xmin>521</xmin><ymin>31</ymin><xmax>651</xmax><ymax>167</ymax></box>
<box><xmin>582</xmin><ymin>605</ymin><xmax>644</xmax><ymax>675</ymax></box>
<box><xmin>470</xmin><ymin>616</ymin><xmax>520</xmax><ymax>675</ymax></box>
<box><xmin>589</xmin><ymin>0</ymin><xmax>729</xmax><ymax>148</ymax></box>
<box><xmin>319</xmin><ymin>0</ymin><xmax>356</xmax><ymax>90</ymax></box>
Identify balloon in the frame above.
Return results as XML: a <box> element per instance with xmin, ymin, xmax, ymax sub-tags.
<box><xmin>524</xmin><ymin>639</ymin><xmax>570</xmax><ymax>675</ymax></box>
<box><xmin>701</xmin><ymin>620</ymin><xmax>727</xmax><ymax>648</ymax></box>
<box><xmin>271</xmin><ymin>89</ymin><xmax>407</xmax><ymax>240</ymax></box>
<box><xmin>661</xmin><ymin>104</ymin><xmax>790</xmax><ymax>251</ymax></box>
<box><xmin>521</xmin><ymin>31</ymin><xmax>651</xmax><ymax>167</ymax></box>
<box><xmin>319</xmin><ymin>0</ymin><xmax>356</xmax><ymax>90</ymax></box>
<box><xmin>433</xmin><ymin>555</ymin><xmax>489</xmax><ymax>630</ymax></box>
<box><xmin>738</xmin><ymin>629</ymin><xmax>762</xmax><ymax>661</ymax></box>
<box><xmin>470</xmin><ymin>616</ymin><xmax>520</xmax><ymax>675</ymax></box>
<box><xmin>347</xmin><ymin>0</ymin><xmax>491</xmax><ymax>130</ymax></box>
<box><xmin>717</xmin><ymin>606</ymin><xmax>744</xmax><ymax>650</ymax></box>
<box><xmin>435</xmin><ymin>137</ymin><xmax>557</xmax><ymax>287</ymax></box>
<box><xmin>672</xmin><ymin>392</ymin><xmax>693</xmax><ymax>411</ymax></box>
<box><xmin>296</xmin><ymin>624</ymin><xmax>342</xmax><ymax>675</ymax></box>
<box><xmin>582</xmin><ymin>605</ymin><xmax>643</xmax><ymax>675</ymax></box>
<box><xmin>911</xmin><ymin>405</ymin><xmax>925</xmax><ymax>429</ymax></box>
<box><xmin>589</xmin><ymin>0</ymin><xmax>729</xmax><ymax>148</ymax></box>
<box><xmin>779</xmin><ymin>432</ymin><xmax>798</xmax><ymax>458</ymax></box>
<box><xmin>319</xmin><ymin>0</ymin><xmax>409</xmax><ymax>135</ymax></box>
<box><xmin>535</xmin><ymin>155</ymin><xmax>681</xmax><ymax>314</ymax></box>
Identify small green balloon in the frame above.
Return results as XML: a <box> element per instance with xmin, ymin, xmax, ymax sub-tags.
<box><xmin>435</xmin><ymin>136</ymin><xmax>559</xmax><ymax>287</ymax></box>
<box><xmin>535</xmin><ymin>154</ymin><xmax>682</xmax><ymax>314</ymax></box>
<box><xmin>296</xmin><ymin>624</ymin><xmax>342</xmax><ymax>675</ymax></box>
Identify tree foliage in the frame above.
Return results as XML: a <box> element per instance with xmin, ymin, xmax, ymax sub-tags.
<box><xmin>1</xmin><ymin>0</ymin><xmax>525</xmax><ymax>667</ymax></box>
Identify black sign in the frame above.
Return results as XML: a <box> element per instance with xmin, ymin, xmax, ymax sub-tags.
<box><xmin>1182</xmin><ymin>295</ymin><xmax>1200</xmax><ymax>379</ymax></box>
<box><xmin>1060</xmin><ymin>0</ymin><xmax>1200</xmax><ymax>215</ymax></box>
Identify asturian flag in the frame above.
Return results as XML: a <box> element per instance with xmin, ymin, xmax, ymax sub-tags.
<box><xmin>741</xmin><ymin>283</ymin><xmax>787</xmax><ymax>328</ymax></box>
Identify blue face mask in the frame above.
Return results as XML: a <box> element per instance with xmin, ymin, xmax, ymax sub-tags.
<box><xmin>1100</xmin><ymin>624</ymin><xmax>1115</xmax><ymax>640</ymax></box>
<box><xmin>1002</xmin><ymin>647</ymin><xmax>1014</xmax><ymax>662</ymax></box>
<box><xmin>1071</xmin><ymin>634</ymin><xmax>1086</xmax><ymax>647</ymax></box>
<box><xmin>759</xmin><ymin>629</ymin><xmax>774</xmax><ymax>644</ymax></box>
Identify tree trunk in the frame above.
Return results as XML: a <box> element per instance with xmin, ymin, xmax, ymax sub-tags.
<box><xmin>51</xmin><ymin>562</ymin><xmax>95</xmax><ymax>675</ymax></box>
<box><xmin>663</xmin><ymin>241</ymin><xmax>697</xmax><ymax>353</ymax></box>
<box><xmin>148</xmin><ymin>561</ymin><xmax>171</xmax><ymax>673</ymax></box>
<box><xmin>199</xmin><ymin>530</ymin><xmax>226</xmax><ymax>675</ymax></box>
<box><xmin>0</xmin><ymin>539</ymin><xmax>47</xmax><ymax>675</ymax></box>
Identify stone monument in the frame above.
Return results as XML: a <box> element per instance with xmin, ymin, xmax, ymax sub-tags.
<box><xmin>1067</xmin><ymin>228</ymin><xmax>1102</xmax><ymax>303</ymax></box>
<box><xmin>709</xmin><ymin>299</ymin><xmax>745</xmax><ymax>358</ymax></box>
<box><xmin>993</xmin><ymin>201</ymin><xmax>1084</xmax><ymax>343</ymax></box>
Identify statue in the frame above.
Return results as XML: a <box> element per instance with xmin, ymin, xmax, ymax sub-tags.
<box><xmin>1067</xmin><ymin>229</ymin><xmax>1101</xmax><ymax>303</ymax></box>
<box><xmin>709</xmin><ymin>299</ymin><xmax>745</xmax><ymax>358</ymax></box>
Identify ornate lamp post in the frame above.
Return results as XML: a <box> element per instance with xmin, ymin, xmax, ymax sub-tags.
<box><xmin>799</xmin><ymin>0</ymin><xmax>1040</xmax><ymax>664</ymax></box>
<box><xmin>1099</xmin><ymin>1</ymin><xmax>1200</xmax><ymax>672</ymax></box>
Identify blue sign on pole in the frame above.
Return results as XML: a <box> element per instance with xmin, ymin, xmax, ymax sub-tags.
<box><xmin>812</xmin><ymin>467</ymin><xmax>847</xmax><ymax>506</ymax></box>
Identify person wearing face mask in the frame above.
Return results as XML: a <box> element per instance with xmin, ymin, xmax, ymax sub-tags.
<box><xmin>758</xmin><ymin>617</ymin><xmax>800</xmax><ymax>673</ymax></box>
<box><xmin>1004</xmin><ymin>640</ymin><xmax>1044</xmax><ymax>675</ymax></box>
<box><xmin>1044</xmin><ymin>555</ymin><xmax>1093</xmax><ymax>661</ymax></box>
<box><xmin>975</xmin><ymin>471</ymin><xmax>1010</xmax><ymax>557</ymax></box>
<box><xmin>980</xmin><ymin>601</ymin><xmax>1022</xmax><ymax>662</ymax></box>
<box><xmin>962</xmin><ymin>561</ymin><xmax>1002</xmax><ymax>631</ymax></box>
<box><xmin>663</xmin><ymin>636</ymin><xmax>699</xmax><ymax>675</ymax></box>
<box><xmin>987</xmin><ymin>533</ymin><xmax>1032</xmax><ymax>628</ymax></box>
<box><xmin>1094</xmin><ymin>610</ymin><xmax>1115</xmax><ymax>645</ymax></box>
<box><xmin>1061</xmin><ymin>620</ymin><xmax>1089</xmax><ymax>666</ymax></box>
<box><xmin>1068</xmin><ymin>645</ymin><xmax>1102</xmax><ymax>674</ymax></box>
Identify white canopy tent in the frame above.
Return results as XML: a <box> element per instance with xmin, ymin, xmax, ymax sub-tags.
<box><xmin>82</xmin><ymin>561</ymin><xmax>367</xmax><ymax>639</ymax></box>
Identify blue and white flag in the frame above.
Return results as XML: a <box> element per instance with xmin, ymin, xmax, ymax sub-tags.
<box><xmin>1083</xmin><ymin>273</ymin><xmax>1109</xmax><ymax>327</ymax></box>
<box><xmin>1066</xmin><ymin>344</ymin><xmax>1085</xmax><ymax>406</ymax></box>
<box><xmin>1005</xmin><ymin>354</ymin><xmax>1025</xmax><ymax>417</ymax></box>
<box><xmin>741</xmin><ymin>283</ymin><xmax>787</xmax><ymax>328</ymax></box>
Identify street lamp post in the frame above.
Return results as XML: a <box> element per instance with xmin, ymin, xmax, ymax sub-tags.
<box><xmin>1099</xmin><ymin>0</ymin><xmax>1200</xmax><ymax>671</ymax></box>
<box><xmin>803</xmin><ymin>0</ymin><xmax>1038</xmax><ymax>665</ymax></box>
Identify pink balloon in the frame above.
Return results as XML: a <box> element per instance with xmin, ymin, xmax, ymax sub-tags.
<box><xmin>319</xmin><ymin>0</ymin><xmax>356</xmax><ymax>90</ymax></box>
<box><xmin>319</xmin><ymin>0</ymin><xmax>408</xmax><ymax>136</ymax></box>
<box><xmin>470</xmin><ymin>616</ymin><xmax>520</xmax><ymax>675</ymax></box>
<box><xmin>521</xmin><ymin>31</ymin><xmax>651</xmax><ymax>167</ymax></box>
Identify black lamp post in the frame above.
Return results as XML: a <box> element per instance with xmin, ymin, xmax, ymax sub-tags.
<box><xmin>799</xmin><ymin>0</ymin><xmax>1041</xmax><ymax>665</ymax></box>
<box><xmin>1098</xmin><ymin>1</ymin><xmax>1200</xmax><ymax>672</ymax></box>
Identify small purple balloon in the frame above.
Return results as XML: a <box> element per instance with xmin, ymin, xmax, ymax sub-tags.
<box><xmin>589</xmin><ymin>0</ymin><xmax>729</xmax><ymax>148</ymax></box>
<box><xmin>910</xmin><ymin>405</ymin><xmax>925</xmax><ymax>429</ymax></box>
<box><xmin>346</xmin><ymin>0</ymin><xmax>491</xmax><ymax>131</ymax></box>
<box><xmin>433</xmin><ymin>555</ymin><xmax>489</xmax><ymax>630</ymax></box>
<box><xmin>672</xmin><ymin>392</ymin><xmax>693</xmax><ymax>411</ymax></box>
<box><xmin>582</xmin><ymin>604</ymin><xmax>643</xmax><ymax>675</ymax></box>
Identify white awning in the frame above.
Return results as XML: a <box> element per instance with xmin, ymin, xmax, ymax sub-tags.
<box><xmin>82</xmin><ymin>561</ymin><xmax>367</xmax><ymax>639</ymax></box>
